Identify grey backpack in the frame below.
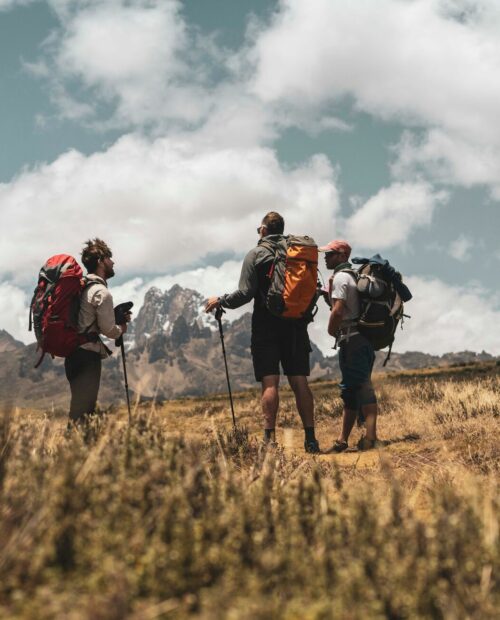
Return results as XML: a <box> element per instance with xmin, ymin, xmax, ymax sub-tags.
<box><xmin>343</xmin><ymin>263</ymin><xmax>407</xmax><ymax>364</ymax></box>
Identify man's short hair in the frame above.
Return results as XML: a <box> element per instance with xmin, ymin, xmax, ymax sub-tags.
<box><xmin>262</xmin><ymin>211</ymin><xmax>284</xmax><ymax>235</ymax></box>
<box><xmin>81</xmin><ymin>238</ymin><xmax>112</xmax><ymax>273</ymax></box>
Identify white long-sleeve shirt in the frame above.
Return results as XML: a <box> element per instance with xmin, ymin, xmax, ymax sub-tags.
<box><xmin>78</xmin><ymin>274</ymin><xmax>122</xmax><ymax>358</ymax></box>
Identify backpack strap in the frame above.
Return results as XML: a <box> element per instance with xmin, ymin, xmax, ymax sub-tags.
<box><xmin>258</xmin><ymin>237</ymin><xmax>286</xmax><ymax>260</ymax></box>
<box><xmin>28</xmin><ymin>291</ymin><xmax>35</xmax><ymax>332</ymax></box>
<box><xmin>339</xmin><ymin>268</ymin><xmax>358</xmax><ymax>283</ymax></box>
<box><xmin>34</xmin><ymin>351</ymin><xmax>46</xmax><ymax>369</ymax></box>
<box><xmin>257</xmin><ymin>237</ymin><xmax>285</xmax><ymax>306</ymax></box>
<box><xmin>80</xmin><ymin>278</ymin><xmax>102</xmax><ymax>334</ymax></box>
<box><xmin>383</xmin><ymin>344</ymin><xmax>393</xmax><ymax>367</ymax></box>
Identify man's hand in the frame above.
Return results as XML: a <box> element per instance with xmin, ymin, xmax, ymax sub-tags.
<box><xmin>328</xmin><ymin>299</ymin><xmax>345</xmax><ymax>337</ymax></box>
<box><xmin>205</xmin><ymin>296</ymin><xmax>221</xmax><ymax>313</ymax></box>
<box><xmin>119</xmin><ymin>311</ymin><xmax>132</xmax><ymax>335</ymax></box>
<box><xmin>317</xmin><ymin>285</ymin><xmax>331</xmax><ymax>309</ymax></box>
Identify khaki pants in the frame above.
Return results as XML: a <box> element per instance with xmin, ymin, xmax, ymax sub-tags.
<box><xmin>64</xmin><ymin>348</ymin><xmax>102</xmax><ymax>422</ymax></box>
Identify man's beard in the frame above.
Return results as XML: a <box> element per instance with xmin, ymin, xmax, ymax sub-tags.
<box><xmin>106</xmin><ymin>265</ymin><xmax>115</xmax><ymax>279</ymax></box>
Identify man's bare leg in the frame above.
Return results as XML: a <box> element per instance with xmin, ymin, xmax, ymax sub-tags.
<box><xmin>361</xmin><ymin>403</ymin><xmax>378</xmax><ymax>441</ymax></box>
<box><xmin>338</xmin><ymin>407</ymin><xmax>357</xmax><ymax>444</ymax></box>
<box><xmin>288</xmin><ymin>375</ymin><xmax>319</xmax><ymax>451</ymax></box>
<box><xmin>261</xmin><ymin>375</ymin><xmax>280</xmax><ymax>441</ymax></box>
<box><xmin>287</xmin><ymin>375</ymin><xmax>314</xmax><ymax>427</ymax></box>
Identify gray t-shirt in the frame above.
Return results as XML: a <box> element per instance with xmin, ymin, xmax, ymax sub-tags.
<box><xmin>330</xmin><ymin>271</ymin><xmax>360</xmax><ymax>324</ymax></box>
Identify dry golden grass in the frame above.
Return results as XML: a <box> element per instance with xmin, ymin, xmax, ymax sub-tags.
<box><xmin>0</xmin><ymin>363</ymin><xmax>499</xmax><ymax>619</ymax></box>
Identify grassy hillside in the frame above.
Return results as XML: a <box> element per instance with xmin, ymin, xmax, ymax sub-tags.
<box><xmin>0</xmin><ymin>363</ymin><xmax>499</xmax><ymax>619</ymax></box>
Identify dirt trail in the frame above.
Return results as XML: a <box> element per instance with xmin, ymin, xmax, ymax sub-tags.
<box><xmin>267</xmin><ymin>427</ymin><xmax>436</xmax><ymax>469</ymax></box>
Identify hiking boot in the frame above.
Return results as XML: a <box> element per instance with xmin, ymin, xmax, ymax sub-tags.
<box><xmin>304</xmin><ymin>439</ymin><xmax>321</xmax><ymax>454</ymax></box>
<box><xmin>331</xmin><ymin>440</ymin><xmax>348</xmax><ymax>453</ymax></box>
<box><xmin>357</xmin><ymin>437</ymin><xmax>388</xmax><ymax>451</ymax></box>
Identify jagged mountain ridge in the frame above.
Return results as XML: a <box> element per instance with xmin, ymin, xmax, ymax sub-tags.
<box><xmin>127</xmin><ymin>284</ymin><xmax>333</xmax><ymax>398</ymax></box>
<box><xmin>0</xmin><ymin>284</ymin><xmax>497</xmax><ymax>409</ymax></box>
<box><xmin>134</xmin><ymin>284</ymin><xmax>214</xmax><ymax>348</ymax></box>
<box><xmin>0</xmin><ymin>329</ymin><xmax>24</xmax><ymax>353</ymax></box>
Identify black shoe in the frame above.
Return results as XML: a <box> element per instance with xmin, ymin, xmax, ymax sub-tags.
<box><xmin>332</xmin><ymin>440</ymin><xmax>348</xmax><ymax>453</ymax></box>
<box><xmin>304</xmin><ymin>439</ymin><xmax>321</xmax><ymax>454</ymax></box>
<box><xmin>357</xmin><ymin>437</ymin><xmax>389</xmax><ymax>451</ymax></box>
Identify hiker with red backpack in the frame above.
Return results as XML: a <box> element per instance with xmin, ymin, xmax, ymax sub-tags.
<box><xmin>205</xmin><ymin>212</ymin><xmax>321</xmax><ymax>453</ymax></box>
<box><xmin>321</xmin><ymin>240</ymin><xmax>412</xmax><ymax>451</ymax></box>
<box><xmin>66</xmin><ymin>239</ymin><xmax>131</xmax><ymax>423</ymax></box>
<box><xmin>30</xmin><ymin>239</ymin><xmax>131</xmax><ymax>424</ymax></box>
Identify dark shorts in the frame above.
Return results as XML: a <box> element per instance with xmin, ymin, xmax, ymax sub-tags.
<box><xmin>338</xmin><ymin>334</ymin><xmax>377</xmax><ymax>409</ymax></box>
<box><xmin>251</xmin><ymin>316</ymin><xmax>311</xmax><ymax>381</ymax></box>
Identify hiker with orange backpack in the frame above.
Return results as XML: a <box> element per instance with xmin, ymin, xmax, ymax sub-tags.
<box><xmin>30</xmin><ymin>239</ymin><xmax>131</xmax><ymax>424</ymax></box>
<box><xmin>205</xmin><ymin>212</ymin><xmax>321</xmax><ymax>453</ymax></box>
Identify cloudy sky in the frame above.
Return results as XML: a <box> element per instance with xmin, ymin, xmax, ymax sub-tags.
<box><xmin>1</xmin><ymin>0</ymin><xmax>499</xmax><ymax>355</ymax></box>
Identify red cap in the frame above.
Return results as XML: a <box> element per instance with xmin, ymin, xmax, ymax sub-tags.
<box><xmin>318</xmin><ymin>239</ymin><xmax>352</xmax><ymax>258</ymax></box>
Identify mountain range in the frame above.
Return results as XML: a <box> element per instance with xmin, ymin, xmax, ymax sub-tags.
<box><xmin>0</xmin><ymin>284</ymin><xmax>497</xmax><ymax>410</ymax></box>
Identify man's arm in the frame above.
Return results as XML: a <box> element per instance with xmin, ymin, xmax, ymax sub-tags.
<box><xmin>328</xmin><ymin>299</ymin><xmax>346</xmax><ymax>337</ymax></box>
<box><xmin>205</xmin><ymin>249</ymin><xmax>258</xmax><ymax>312</ymax></box>
<box><xmin>92</xmin><ymin>288</ymin><xmax>125</xmax><ymax>339</ymax></box>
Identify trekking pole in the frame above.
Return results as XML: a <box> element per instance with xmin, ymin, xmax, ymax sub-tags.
<box><xmin>114</xmin><ymin>302</ymin><xmax>134</xmax><ymax>424</ymax></box>
<box><xmin>215</xmin><ymin>306</ymin><xmax>237</xmax><ymax>428</ymax></box>
<box><xmin>119</xmin><ymin>339</ymin><xmax>132</xmax><ymax>424</ymax></box>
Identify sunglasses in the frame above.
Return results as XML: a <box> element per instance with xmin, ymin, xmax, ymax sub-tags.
<box><xmin>325</xmin><ymin>250</ymin><xmax>342</xmax><ymax>257</ymax></box>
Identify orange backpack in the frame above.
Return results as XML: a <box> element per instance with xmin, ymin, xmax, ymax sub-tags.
<box><xmin>260</xmin><ymin>235</ymin><xmax>318</xmax><ymax>320</ymax></box>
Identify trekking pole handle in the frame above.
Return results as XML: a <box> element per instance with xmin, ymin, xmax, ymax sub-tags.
<box><xmin>214</xmin><ymin>305</ymin><xmax>225</xmax><ymax>322</ymax></box>
<box><xmin>114</xmin><ymin>301</ymin><xmax>134</xmax><ymax>346</ymax></box>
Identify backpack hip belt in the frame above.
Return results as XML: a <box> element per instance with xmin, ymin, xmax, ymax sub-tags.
<box><xmin>335</xmin><ymin>320</ymin><xmax>359</xmax><ymax>348</ymax></box>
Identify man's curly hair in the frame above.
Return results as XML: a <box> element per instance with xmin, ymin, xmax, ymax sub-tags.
<box><xmin>81</xmin><ymin>238</ymin><xmax>112</xmax><ymax>273</ymax></box>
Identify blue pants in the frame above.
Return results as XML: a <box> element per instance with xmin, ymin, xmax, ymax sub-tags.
<box><xmin>338</xmin><ymin>335</ymin><xmax>377</xmax><ymax>410</ymax></box>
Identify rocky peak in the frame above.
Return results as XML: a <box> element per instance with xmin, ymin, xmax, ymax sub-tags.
<box><xmin>134</xmin><ymin>284</ymin><xmax>215</xmax><ymax>347</ymax></box>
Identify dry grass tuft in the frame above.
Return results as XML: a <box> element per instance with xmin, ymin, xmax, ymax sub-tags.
<box><xmin>0</xmin><ymin>367</ymin><xmax>499</xmax><ymax>618</ymax></box>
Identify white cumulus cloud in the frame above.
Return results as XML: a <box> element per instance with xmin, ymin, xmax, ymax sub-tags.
<box><xmin>52</xmin><ymin>0</ymin><xmax>198</xmax><ymax>125</ymax></box>
<box><xmin>343</xmin><ymin>182</ymin><xmax>448</xmax><ymax>250</ymax></box>
<box><xmin>21</xmin><ymin>0</ymin><xmax>225</xmax><ymax>129</ymax></box>
<box><xmin>394</xmin><ymin>275</ymin><xmax>500</xmax><ymax>355</ymax></box>
<box><xmin>250</xmin><ymin>0</ymin><xmax>500</xmax><ymax>195</ymax></box>
<box><xmin>0</xmin><ymin>134</ymin><xmax>340</xmax><ymax>285</ymax></box>
<box><xmin>0</xmin><ymin>283</ymin><xmax>29</xmax><ymax>343</ymax></box>
<box><xmin>392</xmin><ymin>129</ymin><xmax>500</xmax><ymax>198</ymax></box>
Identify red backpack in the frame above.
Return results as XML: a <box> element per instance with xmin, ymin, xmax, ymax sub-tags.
<box><xmin>29</xmin><ymin>255</ymin><xmax>97</xmax><ymax>367</ymax></box>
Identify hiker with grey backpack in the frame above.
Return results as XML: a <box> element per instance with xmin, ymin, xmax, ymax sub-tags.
<box><xmin>320</xmin><ymin>239</ymin><xmax>412</xmax><ymax>452</ymax></box>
